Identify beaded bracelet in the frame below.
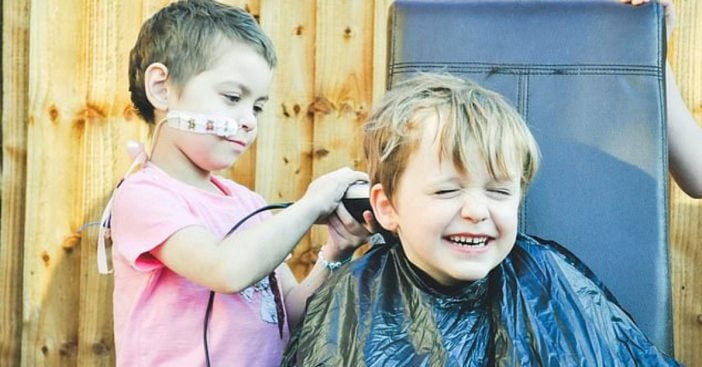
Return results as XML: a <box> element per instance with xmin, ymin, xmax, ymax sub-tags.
<box><xmin>318</xmin><ymin>249</ymin><xmax>352</xmax><ymax>271</ymax></box>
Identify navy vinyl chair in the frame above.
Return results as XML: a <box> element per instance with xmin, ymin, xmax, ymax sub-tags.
<box><xmin>386</xmin><ymin>0</ymin><xmax>672</xmax><ymax>353</ymax></box>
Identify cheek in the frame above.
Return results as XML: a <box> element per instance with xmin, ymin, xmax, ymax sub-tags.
<box><xmin>494</xmin><ymin>201</ymin><xmax>520</xmax><ymax>231</ymax></box>
<box><xmin>398</xmin><ymin>199</ymin><xmax>457</xmax><ymax>231</ymax></box>
<box><xmin>180</xmin><ymin>135</ymin><xmax>219</xmax><ymax>159</ymax></box>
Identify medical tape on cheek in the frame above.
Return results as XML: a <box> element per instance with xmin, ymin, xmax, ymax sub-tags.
<box><xmin>96</xmin><ymin>110</ymin><xmax>241</xmax><ymax>273</ymax></box>
<box><xmin>165</xmin><ymin>110</ymin><xmax>241</xmax><ymax>137</ymax></box>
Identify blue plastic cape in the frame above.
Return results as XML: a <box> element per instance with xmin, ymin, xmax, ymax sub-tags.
<box><xmin>283</xmin><ymin>234</ymin><xmax>682</xmax><ymax>366</ymax></box>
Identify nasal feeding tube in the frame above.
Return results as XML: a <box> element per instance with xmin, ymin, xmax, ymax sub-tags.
<box><xmin>164</xmin><ymin>110</ymin><xmax>243</xmax><ymax>137</ymax></box>
<box><xmin>96</xmin><ymin>110</ymin><xmax>243</xmax><ymax>274</ymax></box>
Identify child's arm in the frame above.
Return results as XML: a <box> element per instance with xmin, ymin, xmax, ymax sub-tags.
<box><xmin>624</xmin><ymin>0</ymin><xmax>702</xmax><ymax>197</ymax></box>
<box><xmin>150</xmin><ymin>167</ymin><xmax>369</xmax><ymax>293</ymax></box>
<box><xmin>280</xmin><ymin>204</ymin><xmax>371</xmax><ymax>328</ymax></box>
<box><xmin>666</xmin><ymin>63</ymin><xmax>702</xmax><ymax>198</ymax></box>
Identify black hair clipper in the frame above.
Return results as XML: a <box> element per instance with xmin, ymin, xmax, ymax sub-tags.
<box><xmin>341</xmin><ymin>181</ymin><xmax>371</xmax><ymax>224</ymax></box>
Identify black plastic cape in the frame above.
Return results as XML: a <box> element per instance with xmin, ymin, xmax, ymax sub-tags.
<box><xmin>283</xmin><ymin>233</ymin><xmax>681</xmax><ymax>366</ymax></box>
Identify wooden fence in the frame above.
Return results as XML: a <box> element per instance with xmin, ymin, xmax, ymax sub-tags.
<box><xmin>1</xmin><ymin>0</ymin><xmax>700</xmax><ymax>365</ymax></box>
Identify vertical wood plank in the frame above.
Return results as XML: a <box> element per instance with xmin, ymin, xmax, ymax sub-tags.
<box><xmin>669</xmin><ymin>0</ymin><xmax>702</xmax><ymax>364</ymax></box>
<box><xmin>73</xmin><ymin>0</ymin><xmax>154</xmax><ymax>365</ymax></box>
<box><xmin>1</xmin><ymin>1</ymin><xmax>699</xmax><ymax>367</ymax></box>
<box><xmin>219</xmin><ymin>0</ymin><xmax>262</xmax><ymax>190</ymax></box>
<box><xmin>310</xmin><ymin>0</ymin><xmax>375</xmax><ymax>269</ymax></box>
<box><xmin>259</xmin><ymin>0</ymin><xmax>317</xmax><ymax>279</ymax></box>
<box><xmin>0</xmin><ymin>1</ymin><xmax>29</xmax><ymax>366</ymax></box>
<box><xmin>372</xmin><ymin>0</ymin><xmax>394</xmax><ymax>104</ymax></box>
<box><xmin>22</xmin><ymin>0</ymin><xmax>89</xmax><ymax>365</ymax></box>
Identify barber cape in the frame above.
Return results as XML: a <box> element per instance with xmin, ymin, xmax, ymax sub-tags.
<box><xmin>283</xmin><ymin>233</ymin><xmax>681</xmax><ymax>366</ymax></box>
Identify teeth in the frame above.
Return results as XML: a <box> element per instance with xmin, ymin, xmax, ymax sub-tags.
<box><xmin>448</xmin><ymin>236</ymin><xmax>488</xmax><ymax>247</ymax></box>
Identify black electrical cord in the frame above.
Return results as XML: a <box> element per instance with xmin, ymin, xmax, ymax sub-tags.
<box><xmin>204</xmin><ymin>202</ymin><xmax>293</xmax><ymax>367</ymax></box>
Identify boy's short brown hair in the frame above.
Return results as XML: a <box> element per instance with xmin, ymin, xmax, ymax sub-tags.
<box><xmin>363</xmin><ymin>73</ymin><xmax>540</xmax><ymax>202</ymax></box>
<box><xmin>128</xmin><ymin>0</ymin><xmax>277</xmax><ymax>123</ymax></box>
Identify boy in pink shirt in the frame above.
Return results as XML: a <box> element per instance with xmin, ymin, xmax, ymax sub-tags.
<box><xmin>105</xmin><ymin>1</ymin><xmax>370</xmax><ymax>365</ymax></box>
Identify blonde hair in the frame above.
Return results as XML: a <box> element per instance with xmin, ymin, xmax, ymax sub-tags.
<box><xmin>363</xmin><ymin>73</ymin><xmax>540</xmax><ymax>202</ymax></box>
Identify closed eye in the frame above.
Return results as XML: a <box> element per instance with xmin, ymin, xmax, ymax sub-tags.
<box><xmin>223</xmin><ymin>94</ymin><xmax>241</xmax><ymax>103</ymax></box>
<box><xmin>435</xmin><ymin>189</ymin><xmax>460</xmax><ymax>196</ymax></box>
<box><xmin>487</xmin><ymin>188</ymin><xmax>512</xmax><ymax>197</ymax></box>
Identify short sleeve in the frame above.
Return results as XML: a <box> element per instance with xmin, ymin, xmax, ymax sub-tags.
<box><xmin>111</xmin><ymin>179</ymin><xmax>201</xmax><ymax>272</ymax></box>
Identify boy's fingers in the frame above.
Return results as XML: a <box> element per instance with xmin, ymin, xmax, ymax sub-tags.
<box><xmin>335</xmin><ymin>204</ymin><xmax>357</xmax><ymax>229</ymax></box>
<box><xmin>621</xmin><ymin>0</ymin><xmax>651</xmax><ymax>5</ymax></box>
<box><xmin>362</xmin><ymin>210</ymin><xmax>378</xmax><ymax>233</ymax></box>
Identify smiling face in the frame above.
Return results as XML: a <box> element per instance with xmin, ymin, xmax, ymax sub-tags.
<box><xmin>155</xmin><ymin>38</ymin><xmax>273</xmax><ymax>178</ymax></box>
<box><xmin>371</xmin><ymin>109</ymin><xmax>522</xmax><ymax>286</ymax></box>
<box><xmin>365</xmin><ymin>73</ymin><xmax>540</xmax><ymax>286</ymax></box>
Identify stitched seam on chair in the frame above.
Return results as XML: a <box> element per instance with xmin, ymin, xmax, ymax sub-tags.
<box><xmin>654</xmin><ymin>4</ymin><xmax>673</xmax><ymax>352</ymax></box>
<box><xmin>655</xmin><ymin>2</ymin><xmax>667</xmax><ymax>188</ymax></box>
<box><xmin>390</xmin><ymin>67</ymin><xmax>660</xmax><ymax>77</ymax></box>
<box><xmin>387</xmin><ymin>5</ymin><xmax>399</xmax><ymax>87</ymax></box>
<box><xmin>522</xmin><ymin>76</ymin><xmax>530</xmax><ymax>132</ymax></box>
<box><xmin>517</xmin><ymin>74</ymin><xmax>530</xmax><ymax>233</ymax></box>
<box><xmin>655</xmin><ymin>2</ymin><xmax>670</xmax><ymax>266</ymax></box>
<box><xmin>390</xmin><ymin>63</ymin><xmax>661</xmax><ymax>77</ymax></box>
<box><xmin>392</xmin><ymin>61</ymin><xmax>659</xmax><ymax>69</ymax></box>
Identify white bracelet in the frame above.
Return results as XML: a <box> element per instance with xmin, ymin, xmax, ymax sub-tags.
<box><xmin>318</xmin><ymin>249</ymin><xmax>351</xmax><ymax>271</ymax></box>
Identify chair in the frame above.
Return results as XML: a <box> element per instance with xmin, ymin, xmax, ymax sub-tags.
<box><xmin>387</xmin><ymin>0</ymin><xmax>671</xmax><ymax>352</ymax></box>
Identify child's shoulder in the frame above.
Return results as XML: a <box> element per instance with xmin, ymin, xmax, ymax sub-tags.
<box><xmin>323</xmin><ymin>242</ymin><xmax>395</xmax><ymax>288</ymax></box>
<box><xmin>514</xmin><ymin>234</ymin><xmax>605</xmax><ymax>281</ymax></box>
<box><xmin>114</xmin><ymin>163</ymin><xmax>181</xmax><ymax>201</ymax></box>
<box><xmin>209</xmin><ymin>173</ymin><xmax>260</xmax><ymax>198</ymax></box>
<box><xmin>509</xmin><ymin>233</ymin><xmax>619</xmax><ymax>303</ymax></box>
<box><xmin>304</xmin><ymin>242</ymin><xmax>399</xmax><ymax>311</ymax></box>
<box><xmin>117</xmin><ymin>164</ymin><xmax>260</xmax><ymax>200</ymax></box>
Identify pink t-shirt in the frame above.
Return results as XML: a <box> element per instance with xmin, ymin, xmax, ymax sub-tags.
<box><xmin>111</xmin><ymin>162</ymin><xmax>289</xmax><ymax>366</ymax></box>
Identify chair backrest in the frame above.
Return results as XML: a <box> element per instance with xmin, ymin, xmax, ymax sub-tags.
<box><xmin>387</xmin><ymin>0</ymin><xmax>671</xmax><ymax>352</ymax></box>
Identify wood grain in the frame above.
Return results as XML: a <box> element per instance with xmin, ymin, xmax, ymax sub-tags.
<box><xmin>310</xmin><ymin>0</ymin><xmax>374</xmax><ymax>261</ymax></box>
<box><xmin>1</xmin><ymin>0</ymin><xmax>700</xmax><ymax>365</ymax></box>
<box><xmin>669</xmin><ymin>0</ymin><xmax>702</xmax><ymax>364</ymax></box>
<box><xmin>258</xmin><ymin>0</ymin><xmax>317</xmax><ymax>279</ymax></box>
<box><xmin>0</xmin><ymin>1</ymin><xmax>29</xmax><ymax>366</ymax></box>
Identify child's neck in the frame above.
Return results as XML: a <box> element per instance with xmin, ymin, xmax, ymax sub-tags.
<box><xmin>150</xmin><ymin>153</ymin><xmax>221</xmax><ymax>194</ymax></box>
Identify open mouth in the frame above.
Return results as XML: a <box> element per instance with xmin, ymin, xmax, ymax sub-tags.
<box><xmin>446</xmin><ymin>235</ymin><xmax>490</xmax><ymax>248</ymax></box>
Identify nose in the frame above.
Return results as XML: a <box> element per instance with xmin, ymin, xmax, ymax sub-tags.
<box><xmin>237</xmin><ymin>109</ymin><xmax>257</xmax><ymax>133</ymax></box>
<box><xmin>460</xmin><ymin>194</ymin><xmax>489</xmax><ymax>223</ymax></box>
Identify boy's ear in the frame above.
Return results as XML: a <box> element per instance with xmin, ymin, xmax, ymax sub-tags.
<box><xmin>144</xmin><ymin>63</ymin><xmax>170</xmax><ymax>112</ymax></box>
<box><xmin>370</xmin><ymin>183</ymin><xmax>399</xmax><ymax>232</ymax></box>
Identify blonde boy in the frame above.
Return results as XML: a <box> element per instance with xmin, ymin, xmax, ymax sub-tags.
<box><xmin>283</xmin><ymin>73</ymin><xmax>680</xmax><ymax>366</ymax></box>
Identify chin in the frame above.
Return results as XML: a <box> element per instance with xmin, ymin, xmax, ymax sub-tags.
<box><xmin>458</xmin><ymin>273</ymin><xmax>489</xmax><ymax>283</ymax></box>
<box><xmin>202</xmin><ymin>160</ymin><xmax>236</xmax><ymax>172</ymax></box>
<box><xmin>450</xmin><ymin>267</ymin><xmax>492</xmax><ymax>283</ymax></box>
<box><xmin>215</xmin><ymin>155</ymin><xmax>241</xmax><ymax>169</ymax></box>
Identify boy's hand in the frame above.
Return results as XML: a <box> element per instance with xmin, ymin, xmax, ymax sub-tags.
<box><xmin>321</xmin><ymin>203</ymin><xmax>371</xmax><ymax>262</ymax></box>
<box><xmin>621</xmin><ymin>0</ymin><xmax>675</xmax><ymax>39</ymax></box>
<box><xmin>299</xmin><ymin>167</ymin><xmax>369</xmax><ymax>223</ymax></box>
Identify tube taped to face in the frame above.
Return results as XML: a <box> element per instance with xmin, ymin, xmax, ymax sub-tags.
<box><xmin>165</xmin><ymin>110</ymin><xmax>241</xmax><ymax>137</ymax></box>
<box><xmin>96</xmin><ymin>110</ymin><xmax>239</xmax><ymax>274</ymax></box>
<box><xmin>283</xmin><ymin>233</ymin><xmax>682</xmax><ymax>366</ymax></box>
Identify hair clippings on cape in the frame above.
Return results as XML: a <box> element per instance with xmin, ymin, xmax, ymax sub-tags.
<box><xmin>165</xmin><ymin>110</ymin><xmax>241</xmax><ymax>137</ymax></box>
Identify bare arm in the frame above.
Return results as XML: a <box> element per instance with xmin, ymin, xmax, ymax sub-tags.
<box><xmin>667</xmin><ymin>63</ymin><xmax>702</xmax><ymax>198</ymax></box>
<box><xmin>624</xmin><ymin>0</ymin><xmax>702</xmax><ymax>197</ymax></box>
<box><xmin>151</xmin><ymin>167</ymin><xmax>369</xmax><ymax>293</ymax></box>
<box><xmin>281</xmin><ymin>205</ymin><xmax>372</xmax><ymax>329</ymax></box>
